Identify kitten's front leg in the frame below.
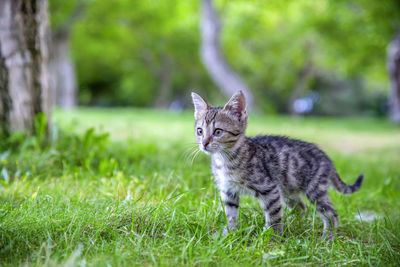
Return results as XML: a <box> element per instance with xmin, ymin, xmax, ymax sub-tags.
<box><xmin>220</xmin><ymin>190</ymin><xmax>240</xmax><ymax>235</ymax></box>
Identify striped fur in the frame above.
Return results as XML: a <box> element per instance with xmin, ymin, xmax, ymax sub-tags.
<box><xmin>191</xmin><ymin>92</ymin><xmax>364</xmax><ymax>239</ymax></box>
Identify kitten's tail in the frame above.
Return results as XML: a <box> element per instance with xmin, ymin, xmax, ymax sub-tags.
<box><xmin>330</xmin><ymin>173</ymin><xmax>364</xmax><ymax>194</ymax></box>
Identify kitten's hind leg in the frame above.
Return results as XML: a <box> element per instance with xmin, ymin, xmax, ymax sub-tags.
<box><xmin>258</xmin><ymin>186</ymin><xmax>283</xmax><ymax>235</ymax></box>
<box><xmin>306</xmin><ymin>190</ymin><xmax>338</xmax><ymax>240</ymax></box>
<box><xmin>305</xmin><ymin>166</ymin><xmax>338</xmax><ymax>240</ymax></box>
<box><xmin>221</xmin><ymin>190</ymin><xmax>240</xmax><ymax>235</ymax></box>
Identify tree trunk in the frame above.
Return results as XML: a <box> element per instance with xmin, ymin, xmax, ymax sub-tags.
<box><xmin>49</xmin><ymin>2</ymin><xmax>86</xmax><ymax>109</ymax></box>
<box><xmin>200</xmin><ymin>0</ymin><xmax>254</xmax><ymax>110</ymax></box>
<box><xmin>50</xmin><ymin>35</ymin><xmax>77</xmax><ymax>108</ymax></box>
<box><xmin>0</xmin><ymin>0</ymin><xmax>51</xmax><ymax>135</ymax></box>
<box><xmin>387</xmin><ymin>31</ymin><xmax>400</xmax><ymax>124</ymax></box>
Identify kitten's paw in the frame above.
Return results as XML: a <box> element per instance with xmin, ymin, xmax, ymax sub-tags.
<box><xmin>262</xmin><ymin>225</ymin><xmax>273</xmax><ymax>233</ymax></box>
<box><xmin>321</xmin><ymin>231</ymin><xmax>335</xmax><ymax>241</ymax></box>
<box><xmin>262</xmin><ymin>226</ymin><xmax>282</xmax><ymax>241</ymax></box>
<box><xmin>223</xmin><ymin>226</ymin><xmax>237</xmax><ymax>236</ymax></box>
<box><xmin>299</xmin><ymin>209</ymin><xmax>307</xmax><ymax>219</ymax></box>
<box><xmin>223</xmin><ymin>227</ymin><xmax>229</xmax><ymax>236</ymax></box>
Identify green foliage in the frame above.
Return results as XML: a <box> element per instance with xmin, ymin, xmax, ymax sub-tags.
<box><xmin>49</xmin><ymin>0</ymin><xmax>82</xmax><ymax>30</ymax></box>
<box><xmin>34</xmin><ymin>112</ymin><xmax>48</xmax><ymax>146</ymax></box>
<box><xmin>219</xmin><ymin>0</ymin><xmax>400</xmax><ymax>113</ymax></box>
<box><xmin>47</xmin><ymin>0</ymin><xmax>400</xmax><ymax>114</ymax></box>
<box><xmin>70</xmin><ymin>0</ymin><xmax>211</xmax><ymax>107</ymax></box>
<box><xmin>1</xmin><ymin>109</ymin><xmax>400</xmax><ymax>265</ymax></box>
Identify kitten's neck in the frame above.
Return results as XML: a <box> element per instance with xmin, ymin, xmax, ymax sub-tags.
<box><xmin>231</xmin><ymin>134</ymin><xmax>247</xmax><ymax>152</ymax></box>
<box><xmin>212</xmin><ymin>134</ymin><xmax>248</xmax><ymax>162</ymax></box>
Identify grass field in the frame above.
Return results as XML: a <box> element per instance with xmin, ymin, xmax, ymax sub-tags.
<box><xmin>1</xmin><ymin>108</ymin><xmax>400</xmax><ymax>266</ymax></box>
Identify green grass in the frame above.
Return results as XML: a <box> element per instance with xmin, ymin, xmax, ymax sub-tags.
<box><xmin>1</xmin><ymin>108</ymin><xmax>400</xmax><ymax>266</ymax></box>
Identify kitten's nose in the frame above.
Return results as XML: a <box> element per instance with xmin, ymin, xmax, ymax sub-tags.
<box><xmin>202</xmin><ymin>139</ymin><xmax>210</xmax><ymax>148</ymax></box>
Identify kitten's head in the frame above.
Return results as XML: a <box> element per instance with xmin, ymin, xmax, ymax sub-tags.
<box><xmin>191</xmin><ymin>91</ymin><xmax>248</xmax><ymax>154</ymax></box>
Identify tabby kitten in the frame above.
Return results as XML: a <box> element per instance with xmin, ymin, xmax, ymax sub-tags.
<box><xmin>191</xmin><ymin>91</ymin><xmax>363</xmax><ymax>239</ymax></box>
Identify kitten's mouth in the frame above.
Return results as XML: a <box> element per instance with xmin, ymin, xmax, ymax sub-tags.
<box><xmin>200</xmin><ymin>147</ymin><xmax>211</xmax><ymax>154</ymax></box>
<box><xmin>200</xmin><ymin>145</ymin><xmax>216</xmax><ymax>154</ymax></box>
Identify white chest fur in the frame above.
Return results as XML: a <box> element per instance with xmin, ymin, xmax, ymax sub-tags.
<box><xmin>211</xmin><ymin>154</ymin><xmax>253</xmax><ymax>196</ymax></box>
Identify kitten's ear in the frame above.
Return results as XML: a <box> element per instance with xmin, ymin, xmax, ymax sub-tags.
<box><xmin>223</xmin><ymin>91</ymin><xmax>247</xmax><ymax>121</ymax></box>
<box><xmin>191</xmin><ymin>92</ymin><xmax>209</xmax><ymax>120</ymax></box>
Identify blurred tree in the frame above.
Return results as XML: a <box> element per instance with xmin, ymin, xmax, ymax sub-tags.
<box><xmin>312</xmin><ymin>0</ymin><xmax>400</xmax><ymax>119</ymax></box>
<box><xmin>153</xmin><ymin>55</ymin><xmax>172</xmax><ymax>109</ymax></box>
<box><xmin>288</xmin><ymin>41</ymin><xmax>315</xmax><ymax>115</ymax></box>
<box><xmin>200</xmin><ymin>0</ymin><xmax>254</xmax><ymax>110</ymax></box>
<box><xmin>0</xmin><ymin>0</ymin><xmax>51</xmax><ymax>135</ymax></box>
<box><xmin>388</xmin><ymin>32</ymin><xmax>400</xmax><ymax>124</ymax></box>
<box><xmin>49</xmin><ymin>0</ymin><xmax>89</xmax><ymax>109</ymax></box>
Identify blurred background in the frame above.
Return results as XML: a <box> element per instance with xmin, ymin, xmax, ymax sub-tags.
<box><xmin>1</xmin><ymin>0</ymin><xmax>400</xmax><ymax>134</ymax></box>
<box><xmin>2</xmin><ymin>1</ymin><xmax>400</xmax><ymax>264</ymax></box>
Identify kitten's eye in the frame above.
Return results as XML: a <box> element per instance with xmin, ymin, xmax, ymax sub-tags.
<box><xmin>197</xmin><ymin>128</ymin><xmax>203</xmax><ymax>136</ymax></box>
<box><xmin>214</xmin><ymin>129</ymin><xmax>223</xmax><ymax>136</ymax></box>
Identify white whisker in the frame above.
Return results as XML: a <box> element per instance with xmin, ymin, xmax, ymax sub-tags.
<box><xmin>190</xmin><ymin>149</ymin><xmax>201</xmax><ymax>166</ymax></box>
